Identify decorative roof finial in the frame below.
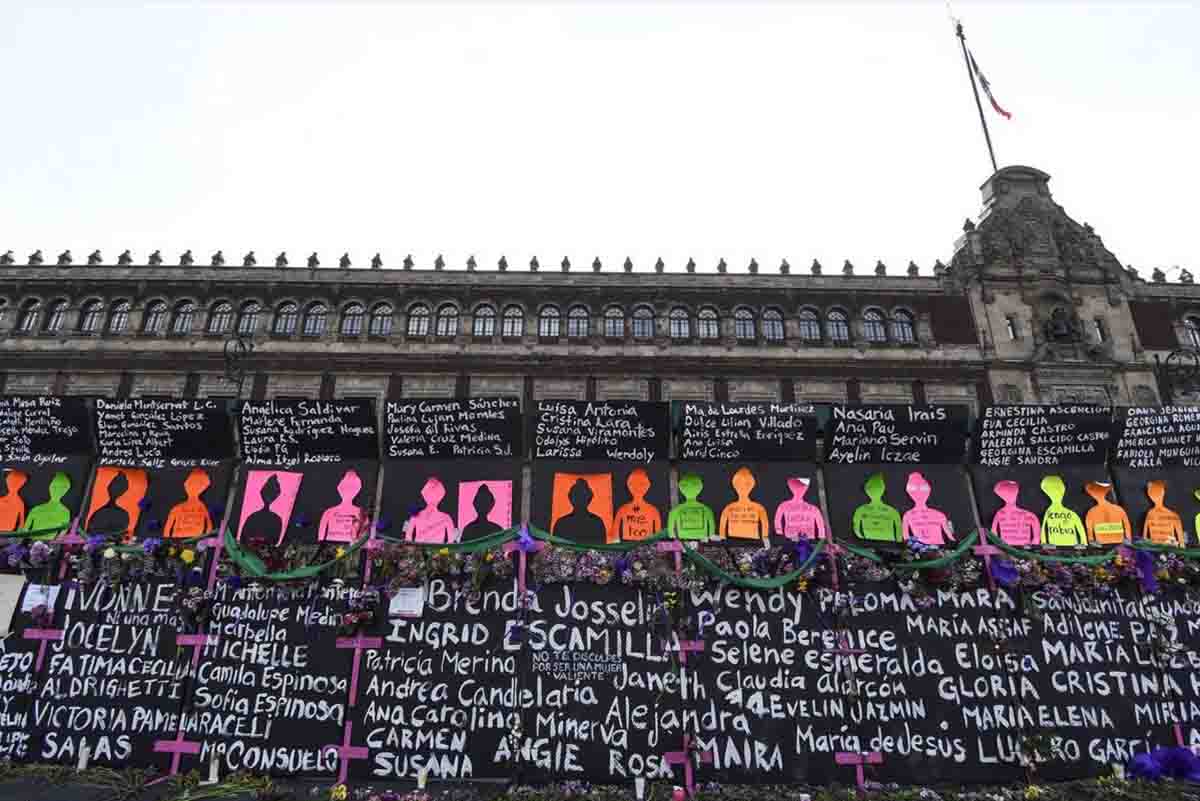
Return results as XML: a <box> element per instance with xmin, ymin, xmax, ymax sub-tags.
<box><xmin>561</xmin><ymin>257</ymin><xmax>570</xmax><ymax>272</ymax></box>
<box><xmin>592</xmin><ymin>257</ymin><xmax>602</xmax><ymax>272</ymax></box>
<box><xmin>748</xmin><ymin>258</ymin><xmax>758</xmax><ymax>274</ymax></box>
<box><xmin>276</xmin><ymin>252</ymin><xmax>288</xmax><ymax>267</ymax></box>
<box><xmin>1180</xmin><ymin>269</ymin><xmax>1194</xmax><ymax>285</ymax></box>
<box><xmin>1152</xmin><ymin>267</ymin><xmax>1166</xmax><ymax>283</ymax></box>
<box><xmin>963</xmin><ymin>218</ymin><xmax>976</xmax><ymax>233</ymax></box>
<box><xmin>118</xmin><ymin>250</ymin><xmax>133</xmax><ymax>266</ymax></box>
<box><xmin>907</xmin><ymin>260</ymin><xmax>919</xmax><ymax>277</ymax></box>
<box><xmin>148</xmin><ymin>250</ymin><xmax>162</xmax><ymax>266</ymax></box>
<box><xmin>497</xmin><ymin>255</ymin><xmax>507</xmax><ymax>272</ymax></box>
<box><xmin>933</xmin><ymin>259</ymin><xmax>946</xmax><ymax>276</ymax></box>
<box><xmin>623</xmin><ymin>257</ymin><xmax>633</xmax><ymax>273</ymax></box>
<box><xmin>655</xmin><ymin>257</ymin><xmax>665</xmax><ymax>274</ymax></box>
<box><xmin>843</xmin><ymin>259</ymin><xmax>854</xmax><ymax>276</ymax></box>
<box><xmin>88</xmin><ymin>250</ymin><xmax>103</xmax><ymax>265</ymax></box>
<box><xmin>686</xmin><ymin>258</ymin><xmax>696</xmax><ymax>273</ymax></box>
<box><xmin>810</xmin><ymin>258</ymin><xmax>822</xmax><ymax>275</ymax></box>
<box><xmin>372</xmin><ymin>253</ymin><xmax>383</xmax><ymax>269</ymax></box>
<box><xmin>56</xmin><ymin>250</ymin><xmax>72</xmax><ymax>266</ymax></box>
<box><xmin>179</xmin><ymin>249</ymin><xmax>194</xmax><ymax>266</ymax></box>
<box><xmin>403</xmin><ymin>254</ymin><xmax>414</xmax><ymax>270</ymax></box>
<box><xmin>465</xmin><ymin>255</ymin><xmax>476</xmax><ymax>271</ymax></box>
<box><xmin>28</xmin><ymin>250</ymin><xmax>43</xmax><ymax>266</ymax></box>
<box><xmin>243</xmin><ymin>251</ymin><xmax>256</xmax><ymax>267</ymax></box>
<box><xmin>0</xmin><ymin>251</ymin><xmax>12</xmax><ymax>265</ymax></box>
<box><xmin>529</xmin><ymin>256</ymin><xmax>539</xmax><ymax>272</ymax></box>
<box><xmin>717</xmin><ymin>258</ymin><xmax>727</xmax><ymax>274</ymax></box>
<box><xmin>875</xmin><ymin>260</ymin><xmax>886</xmax><ymax>276</ymax></box>
<box><xmin>307</xmin><ymin>252</ymin><xmax>320</xmax><ymax>268</ymax></box>
<box><xmin>339</xmin><ymin>253</ymin><xmax>351</xmax><ymax>269</ymax></box>
<box><xmin>779</xmin><ymin>259</ymin><xmax>790</xmax><ymax>275</ymax></box>
<box><xmin>434</xmin><ymin>254</ymin><xmax>445</xmax><ymax>270</ymax></box>
<box><xmin>211</xmin><ymin>250</ymin><xmax>225</xmax><ymax>267</ymax></box>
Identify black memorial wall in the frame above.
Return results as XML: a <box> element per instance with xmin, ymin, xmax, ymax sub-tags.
<box><xmin>1111</xmin><ymin>407</ymin><xmax>1200</xmax><ymax>545</ymax></box>
<box><xmin>0</xmin><ymin>396</ymin><xmax>92</xmax><ymax>538</ymax></box>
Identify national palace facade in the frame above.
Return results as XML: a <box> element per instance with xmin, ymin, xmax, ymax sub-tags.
<box><xmin>0</xmin><ymin>166</ymin><xmax>1195</xmax><ymax>411</ymax></box>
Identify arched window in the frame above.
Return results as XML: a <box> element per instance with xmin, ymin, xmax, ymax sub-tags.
<box><xmin>207</xmin><ymin>301</ymin><xmax>233</xmax><ymax>334</ymax></box>
<box><xmin>171</xmin><ymin>301</ymin><xmax>196</xmax><ymax>335</ymax></box>
<box><xmin>538</xmin><ymin>306</ymin><xmax>561</xmax><ymax>339</ymax></box>
<box><xmin>863</xmin><ymin>309</ymin><xmax>887</xmax><ymax>343</ymax></box>
<box><xmin>79</xmin><ymin>300</ymin><xmax>104</xmax><ymax>334</ymax></box>
<box><xmin>369</xmin><ymin>303</ymin><xmax>394</xmax><ymax>337</ymax></box>
<box><xmin>274</xmin><ymin>302</ymin><xmax>298</xmax><ymax>335</ymax></box>
<box><xmin>302</xmin><ymin>302</ymin><xmax>328</xmax><ymax>336</ymax></box>
<box><xmin>143</xmin><ymin>300</ymin><xmax>167</xmax><ymax>334</ymax></box>
<box><xmin>340</xmin><ymin>303</ymin><xmax>365</xmax><ymax>336</ymax></box>
<box><xmin>473</xmin><ymin>305</ymin><xmax>496</xmax><ymax>338</ymax></box>
<box><xmin>16</xmin><ymin>299</ymin><xmax>40</xmax><ymax>333</ymax></box>
<box><xmin>501</xmin><ymin>305</ymin><xmax>524</xmax><ymax>338</ymax></box>
<box><xmin>107</xmin><ymin>300</ymin><xmax>130</xmax><ymax>334</ymax></box>
<box><xmin>762</xmin><ymin>308</ymin><xmax>785</xmax><ymax>342</ymax></box>
<box><xmin>632</xmin><ymin>306</ymin><xmax>655</xmax><ymax>339</ymax></box>
<box><xmin>406</xmin><ymin>304</ymin><xmax>430</xmax><ymax>337</ymax></box>
<box><xmin>669</xmin><ymin>307</ymin><xmax>690</xmax><ymax>340</ymax></box>
<box><xmin>237</xmin><ymin>302</ymin><xmax>261</xmax><ymax>336</ymax></box>
<box><xmin>798</xmin><ymin>308</ymin><xmax>821</xmax><ymax>342</ymax></box>
<box><xmin>603</xmin><ymin>307</ymin><xmax>625</xmax><ymax>339</ymax></box>
<box><xmin>697</xmin><ymin>307</ymin><xmax>720</xmax><ymax>341</ymax></box>
<box><xmin>827</xmin><ymin>309</ymin><xmax>849</xmax><ymax>343</ymax></box>
<box><xmin>567</xmin><ymin>305</ymin><xmax>590</xmax><ymax>339</ymax></box>
<box><xmin>734</xmin><ymin>308</ymin><xmax>756</xmax><ymax>341</ymax></box>
<box><xmin>435</xmin><ymin>304</ymin><xmax>459</xmax><ymax>337</ymax></box>
<box><xmin>44</xmin><ymin>300</ymin><xmax>68</xmax><ymax>334</ymax></box>
<box><xmin>890</xmin><ymin>310</ymin><xmax>916</xmax><ymax>343</ymax></box>
<box><xmin>1185</xmin><ymin>315</ymin><xmax>1200</xmax><ymax>349</ymax></box>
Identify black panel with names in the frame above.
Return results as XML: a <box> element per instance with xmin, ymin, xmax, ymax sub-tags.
<box><xmin>823</xmin><ymin>404</ymin><xmax>969</xmax><ymax>464</ymax></box>
<box><xmin>1112</xmin><ymin>406</ymin><xmax>1200</xmax><ymax>468</ymax></box>
<box><xmin>973</xmin><ymin>405</ymin><xmax>1113</xmax><ymax>467</ymax></box>
<box><xmin>384</xmin><ymin>398</ymin><xmax>523</xmax><ymax>459</ymax></box>
<box><xmin>94</xmin><ymin>398</ymin><xmax>232</xmax><ymax>468</ymax></box>
<box><xmin>674</xmin><ymin>401</ymin><xmax>818</xmax><ymax>461</ymax></box>
<box><xmin>531</xmin><ymin>400</ymin><xmax>669</xmax><ymax>462</ymax></box>
<box><xmin>0</xmin><ymin>396</ymin><xmax>92</xmax><ymax>465</ymax></box>
<box><xmin>237</xmin><ymin>400</ymin><xmax>378</xmax><ymax>467</ymax></box>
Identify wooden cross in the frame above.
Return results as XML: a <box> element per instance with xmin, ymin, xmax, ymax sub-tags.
<box><xmin>325</xmin><ymin>720</ymin><xmax>369</xmax><ymax>784</ymax></box>
<box><xmin>973</xmin><ymin>542</ymin><xmax>1004</xmax><ymax>590</ymax></box>
<box><xmin>336</xmin><ymin>634</ymin><xmax>382</xmax><ymax>707</ymax></box>
<box><xmin>835</xmin><ymin>751</ymin><xmax>883</xmax><ymax>789</ymax></box>
<box><xmin>657</xmin><ymin>540</ymin><xmax>684</xmax><ymax>575</ymax></box>
<box><xmin>153</xmin><ymin>726</ymin><xmax>202</xmax><ymax>777</ymax></box>
<box><xmin>53</xmin><ymin>519</ymin><xmax>84</xmax><ymax>580</ymax></box>
<box><xmin>361</xmin><ymin>534</ymin><xmax>385</xmax><ymax>585</ymax></box>
<box><xmin>664</xmin><ymin>637</ymin><xmax>705</xmax><ymax>665</ymax></box>
<box><xmin>176</xmin><ymin>631</ymin><xmax>219</xmax><ymax>672</ymax></box>
<box><xmin>1175</xmin><ymin>723</ymin><xmax>1187</xmax><ymax>747</ymax></box>
<box><xmin>824</xmin><ymin>539</ymin><xmax>844</xmax><ymax>590</ymax></box>
<box><xmin>23</xmin><ymin>627</ymin><xmax>64</xmax><ymax>672</ymax></box>
<box><xmin>502</xmin><ymin>535</ymin><xmax>545</xmax><ymax>596</ymax></box>
<box><xmin>663</xmin><ymin>735</ymin><xmax>713</xmax><ymax>797</ymax></box>
<box><xmin>202</xmin><ymin>534</ymin><xmax>225</xmax><ymax>592</ymax></box>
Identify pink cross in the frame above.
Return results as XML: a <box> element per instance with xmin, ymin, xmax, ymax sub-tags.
<box><xmin>664</xmin><ymin>638</ymin><xmax>705</xmax><ymax>665</ymax></box>
<box><xmin>153</xmin><ymin>726</ymin><xmax>202</xmax><ymax>777</ymax></box>
<box><xmin>835</xmin><ymin>751</ymin><xmax>883</xmax><ymax>789</ymax></box>
<box><xmin>325</xmin><ymin>720</ymin><xmax>369</xmax><ymax>783</ymax></box>
<box><xmin>502</xmin><ymin>537</ymin><xmax>546</xmax><ymax>596</ymax></box>
<box><xmin>23</xmin><ymin>628</ymin><xmax>64</xmax><ymax>672</ymax></box>
<box><xmin>336</xmin><ymin>634</ymin><xmax>382</xmax><ymax>707</ymax></box>
<box><xmin>827</xmin><ymin>633</ymin><xmax>867</xmax><ymax>658</ymax></box>
<box><xmin>176</xmin><ymin>631</ymin><xmax>219</xmax><ymax>671</ymax></box>
<box><xmin>824</xmin><ymin>538</ymin><xmax>844</xmax><ymax>590</ymax></box>
<box><xmin>1176</xmin><ymin>724</ymin><xmax>1187</xmax><ymax>747</ymax></box>
<box><xmin>202</xmin><ymin>534</ymin><xmax>225</xmax><ymax>592</ymax></box>
<box><xmin>974</xmin><ymin>543</ymin><xmax>1003</xmax><ymax>590</ymax></box>
<box><xmin>362</xmin><ymin>534</ymin><xmax>385</xmax><ymax>585</ymax></box>
<box><xmin>663</xmin><ymin>735</ymin><xmax>713</xmax><ymax>796</ymax></box>
<box><xmin>54</xmin><ymin>519</ymin><xmax>84</xmax><ymax>580</ymax></box>
<box><xmin>657</xmin><ymin>540</ymin><xmax>684</xmax><ymax>574</ymax></box>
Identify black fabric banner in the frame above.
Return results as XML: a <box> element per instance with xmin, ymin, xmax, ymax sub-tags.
<box><xmin>228</xmin><ymin>460</ymin><xmax>377</xmax><ymax>546</ymax></box>
<box><xmin>385</xmin><ymin>398</ymin><xmax>523</xmax><ymax>459</ymax></box>
<box><xmin>824</xmin><ymin>405</ymin><xmax>969</xmax><ymax>465</ymax></box>
<box><xmin>974</xmin><ymin>405</ymin><xmax>1113</xmax><ymax>467</ymax></box>
<box><xmin>826</xmin><ymin>464</ymin><xmax>975</xmax><ymax>547</ymax></box>
<box><xmin>378</xmin><ymin>459</ymin><xmax>522</xmax><ymax>544</ymax></box>
<box><xmin>673</xmin><ymin>462</ymin><xmax>824</xmax><ymax>545</ymax></box>
<box><xmin>94</xmin><ymin>398</ymin><xmax>232</xmax><ymax>468</ymax></box>
<box><xmin>674</xmin><ymin>402</ymin><xmax>819</xmax><ymax>462</ymax></box>
<box><xmin>532</xmin><ymin>401</ymin><xmax>669</xmax><ymax>463</ymax></box>
<box><xmin>1111</xmin><ymin>406</ymin><xmax>1200</xmax><ymax>469</ymax></box>
<box><xmin>237</xmin><ymin>400</ymin><xmax>379</xmax><ymax>466</ymax></box>
<box><xmin>0</xmin><ymin>396</ymin><xmax>93</xmax><ymax>463</ymax></box>
<box><xmin>531</xmin><ymin>460</ymin><xmax>670</xmax><ymax>546</ymax></box>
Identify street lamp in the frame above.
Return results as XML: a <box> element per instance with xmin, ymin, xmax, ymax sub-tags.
<box><xmin>223</xmin><ymin>335</ymin><xmax>255</xmax><ymax>398</ymax></box>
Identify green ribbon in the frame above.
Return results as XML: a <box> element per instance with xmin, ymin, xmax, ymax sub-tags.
<box><xmin>892</xmin><ymin>531</ymin><xmax>980</xmax><ymax>571</ymax></box>
<box><xmin>682</xmin><ymin>538</ymin><xmax>827</xmax><ymax>590</ymax></box>
<box><xmin>223</xmin><ymin>529</ymin><xmax>369</xmax><ymax>581</ymax></box>
<box><xmin>1129</xmin><ymin>540</ymin><xmax>1200</xmax><ymax>559</ymax></box>
<box><xmin>380</xmin><ymin>527</ymin><xmax>518</xmax><ymax>553</ymax></box>
<box><xmin>984</xmin><ymin>530</ymin><xmax>1118</xmax><ymax>565</ymax></box>
<box><xmin>0</xmin><ymin>524</ymin><xmax>77</xmax><ymax>539</ymax></box>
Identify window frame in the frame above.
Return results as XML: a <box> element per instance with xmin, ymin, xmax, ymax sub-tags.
<box><xmin>890</xmin><ymin>309</ymin><xmax>916</xmax><ymax>344</ymax></box>
<box><xmin>668</xmin><ymin>307</ymin><xmax>690</xmax><ymax>340</ymax></box>
<box><xmin>369</xmin><ymin>303</ymin><xmax>394</xmax><ymax>337</ymax></box>
<box><xmin>566</xmin><ymin>305</ymin><xmax>590</xmax><ymax>339</ymax></box>
<box><xmin>406</xmin><ymin>304</ymin><xmax>431</xmax><ymax>337</ymax></box>
<box><xmin>826</xmin><ymin>308</ymin><xmax>850</xmax><ymax>343</ymax></box>
<box><xmin>340</xmin><ymin>303</ymin><xmax>366</xmax><ymax>336</ymax></box>
<box><xmin>207</xmin><ymin>301</ymin><xmax>234</xmax><ymax>335</ymax></box>
<box><xmin>472</xmin><ymin>304</ymin><xmax>497</xmax><ymax>338</ymax></box>
<box><xmin>761</xmin><ymin>308</ymin><xmax>785</xmax><ymax>343</ymax></box>
<box><xmin>631</xmin><ymin>306</ymin><xmax>655</xmax><ymax>340</ymax></box>
<box><xmin>78</xmin><ymin>300</ymin><xmax>104</xmax><ymax>334</ymax></box>
<box><xmin>237</xmin><ymin>302</ymin><xmax>262</xmax><ymax>337</ymax></box>
<box><xmin>170</xmin><ymin>301</ymin><xmax>196</xmax><ymax>336</ymax></box>
<box><xmin>697</xmin><ymin>307</ymin><xmax>720</xmax><ymax>341</ymax></box>
<box><xmin>862</xmin><ymin>308</ymin><xmax>887</xmax><ymax>343</ymax></box>
<box><xmin>107</xmin><ymin>300</ymin><xmax>131</xmax><ymax>334</ymax></box>
<box><xmin>434</xmin><ymin>304</ymin><xmax>460</xmax><ymax>338</ymax></box>
<box><xmin>43</xmin><ymin>299</ymin><xmax>68</xmax><ymax>334</ymax></box>
<box><xmin>733</xmin><ymin>307</ymin><xmax>756</xmax><ymax>342</ymax></box>
<box><xmin>501</xmin><ymin>305</ymin><xmax>524</xmax><ymax>339</ymax></box>
<box><xmin>1186</xmin><ymin>316</ymin><xmax>1200</xmax><ymax>349</ymax></box>
<box><xmin>603</xmin><ymin>307</ymin><xmax>625</xmax><ymax>339</ymax></box>
<box><xmin>538</xmin><ymin>306</ymin><xmax>561</xmax><ymax>339</ymax></box>
<box><xmin>16</xmin><ymin>299</ymin><xmax>41</xmax><ymax>334</ymax></box>
<box><xmin>798</xmin><ymin>308</ymin><xmax>821</xmax><ymax>342</ymax></box>
<box><xmin>143</xmin><ymin>300</ymin><xmax>168</xmax><ymax>335</ymax></box>
<box><xmin>274</xmin><ymin>302</ymin><xmax>299</xmax><ymax>336</ymax></box>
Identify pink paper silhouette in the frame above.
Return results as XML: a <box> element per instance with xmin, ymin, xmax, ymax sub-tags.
<box><xmin>236</xmin><ymin>470</ymin><xmax>302</xmax><ymax>546</ymax></box>
<box><xmin>408</xmin><ymin>477</ymin><xmax>457</xmax><ymax>544</ymax></box>
<box><xmin>990</xmin><ymin>479</ymin><xmax>1040</xmax><ymax>546</ymax></box>
<box><xmin>773</xmin><ymin>477</ymin><xmax>827</xmax><ymax>541</ymax></box>
<box><xmin>457</xmin><ymin>480</ymin><xmax>513</xmax><ymax>538</ymax></box>
<box><xmin>318</xmin><ymin>469</ymin><xmax>366</xmax><ymax>543</ymax></box>
<box><xmin>901</xmin><ymin>471</ymin><xmax>953</xmax><ymax>546</ymax></box>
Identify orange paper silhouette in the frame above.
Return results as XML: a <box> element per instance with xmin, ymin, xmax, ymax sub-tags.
<box><xmin>609</xmin><ymin>468</ymin><xmax>662</xmax><ymax>543</ymax></box>
<box><xmin>164</xmin><ymin>468</ymin><xmax>215</xmax><ymax>538</ymax></box>
<box><xmin>1084</xmin><ymin>481</ymin><xmax>1131</xmax><ymax>545</ymax></box>
<box><xmin>719</xmin><ymin>467</ymin><xmax>770</xmax><ymax>542</ymax></box>
<box><xmin>0</xmin><ymin>470</ymin><xmax>28</xmax><ymax>531</ymax></box>
<box><xmin>1143</xmin><ymin>480</ymin><xmax>1184</xmax><ymax>545</ymax></box>
<box><xmin>85</xmin><ymin>467</ymin><xmax>148</xmax><ymax>541</ymax></box>
<box><xmin>550</xmin><ymin>473</ymin><xmax>613</xmax><ymax>546</ymax></box>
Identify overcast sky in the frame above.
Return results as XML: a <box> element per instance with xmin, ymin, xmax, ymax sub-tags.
<box><xmin>1</xmin><ymin>1</ymin><xmax>1196</xmax><ymax>275</ymax></box>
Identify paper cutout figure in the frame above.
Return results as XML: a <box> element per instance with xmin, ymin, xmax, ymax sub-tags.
<box><xmin>550</xmin><ymin>473</ymin><xmax>614</xmax><ymax>545</ymax></box>
<box><xmin>1040</xmin><ymin>475</ymin><xmax>1086</xmax><ymax>546</ymax></box>
<box><xmin>0</xmin><ymin>469</ymin><xmax>28</xmax><ymax>531</ymax></box>
<box><xmin>901</xmin><ymin>471</ymin><xmax>953</xmax><ymax>546</ymax></box>
<box><xmin>236</xmin><ymin>470</ymin><xmax>302</xmax><ymax>545</ymax></box>
<box><xmin>457</xmin><ymin>480</ymin><xmax>513</xmax><ymax>540</ymax></box>
<box><xmin>21</xmin><ymin>471</ymin><xmax>72</xmax><ymax>540</ymax></box>
<box><xmin>318</xmin><ymin>469</ymin><xmax>366</xmax><ymax>542</ymax></box>
<box><xmin>990</xmin><ymin>480</ymin><xmax>1040</xmax><ymax>546</ymax></box>
<box><xmin>1142</xmin><ymin>480</ymin><xmax>1184</xmax><ymax>545</ymax></box>
<box><xmin>610</xmin><ymin>468</ymin><xmax>663</xmax><ymax>543</ymax></box>
<box><xmin>1084</xmin><ymin>480</ymin><xmax>1131</xmax><ymax>545</ymax></box>
<box><xmin>408</xmin><ymin>477</ymin><xmax>457</xmax><ymax>544</ymax></box>
<box><xmin>85</xmin><ymin>467</ymin><xmax>147</xmax><ymax>541</ymax></box>
<box><xmin>163</xmin><ymin>468</ymin><xmax>215</xmax><ymax>538</ymax></box>
<box><xmin>773</xmin><ymin>477</ymin><xmax>826</xmax><ymax>541</ymax></box>
<box><xmin>852</xmin><ymin>473</ymin><xmax>902</xmax><ymax>542</ymax></box>
<box><xmin>719</xmin><ymin>467</ymin><xmax>770</xmax><ymax>541</ymax></box>
<box><xmin>667</xmin><ymin>473</ymin><xmax>715</xmax><ymax>541</ymax></box>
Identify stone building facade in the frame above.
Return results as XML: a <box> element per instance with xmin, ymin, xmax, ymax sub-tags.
<box><xmin>0</xmin><ymin>166</ymin><xmax>1191</xmax><ymax>411</ymax></box>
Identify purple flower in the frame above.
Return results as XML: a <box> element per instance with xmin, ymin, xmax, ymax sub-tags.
<box><xmin>376</xmin><ymin>517</ymin><xmax>392</xmax><ymax>532</ymax></box>
<box><xmin>989</xmin><ymin>558</ymin><xmax>1020</xmax><ymax>588</ymax></box>
<box><xmin>85</xmin><ymin>535</ymin><xmax>106</xmax><ymax>553</ymax></box>
<box><xmin>516</xmin><ymin>525</ymin><xmax>538</xmax><ymax>553</ymax></box>
<box><xmin>1136</xmin><ymin>549</ymin><xmax>1159</xmax><ymax>594</ymax></box>
<box><xmin>792</xmin><ymin>539</ymin><xmax>813</xmax><ymax>565</ymax></box>
<box><xmin>28</xmin><ymin>541</ymin><xmax>51</xmax><ymax>566</ymax></box>
<box><xmin>143</xmin><ymin>538</ymin><xmax>162</xmax><ymax>555</ymax></box>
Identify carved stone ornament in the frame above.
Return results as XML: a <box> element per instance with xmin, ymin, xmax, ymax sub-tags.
<box><xmin>686</xmin><ymin>258</ymin><xmax>696</xmax><ymax>273</ymax></box>
<box><xmin>88</xmin><ymin>250</ymin><xmax>103</xmax><ymax>265</ymax></box>
<box><xmin>211</xmin><ymin>250</ymin><xmax>225</xmax><ymax>267</ymax></box>
<box><xmin>907</xmin><ymin>260</ymin><xmax>919</xmax><ymax>277</ymax></box>
<box><xmin>0</xmin><ymin>251</ymin><xmax>13</xmax><ymax>265</ymax></box>
<box><xmin>592</xmin><ymin>257</ymin><xmax>602</xmax><ymax>272</ymax></box>
<box><xmin>28</xmin><ymin>250</ymin><xmax>43</xmax><ymax>266</ymax></box>
<box><xmin>875</xmin><ymin>260</ymin><xmax>886</xmax><ymax>276</ymax></box>
<box><xmin>339</xmin><ymin>253</ymin><xmax>351</xmax><ymax>269</ymax></box>
<box><xmin>372</xmin><ymin>253</ymin><xmax>383</xmax><ymax>269</ymax></box>
<box><xmin>716</xmin><ymin>258</ymin><xmax>727</xmax><ymax>274</ymax></box>
<box><xmin>276</xmin><ymin>252</ymin><xmax>288</xmax><ymax>267</ymax></box>
<box><xmin>148</xmin><ymin>250</ymin><xmax>163</xmax><ymax>266</ymax></box>
<box><xmin>403</xmin><ymin>254</ymin><xmax>414</xmax><ymax>270</ymax></box>
<box><xmin>747</xmin><ymin>258</ymin><xmax>757</xmax><ymax>275</ymax></box>
<box><xmin>656</xmin><ymin>258</ymin><xmax>666</xmax><ymax>274</ymax></box>
<box><xmin>307</xmin><ymin>252</ymin><xmax>320</xmax><ymax>268</ymax></box>
<box><xmin>779</xmin><ymin>259</ymin><xmax>790</xmax><ymax>275</ymax></box>
<box><xmin>179</xmin><ymin>250</ymin><xmax>194</xmax><ymax>266</ymax></box>
<box><xmin>56</xmin><ymin>250</ymin><xmax>72</xmax><ymax>266</ymax></box>
<box><xmin>1043</xmin><ymin>307</ymin><xmax>1084</xmax><ymax>344</ymax></box>
<box><xmin>561</xmin><ymin>257</ymin><xmax>570</xmax><ymax>272</ymax></box>
<box><xmin>1153</xmin><ymin>268</ymin><xmax>1166</xmax><ymax>283</ymax></box>
<box><xmin>1181</xmin><ymin>269</ymin><xmax>1194</xmax><ymax>285</ymax></box>
<box><xmin>843</xmin><ymin>259</ymin><xmax>854</xmax><ymax>276</ymax></box>
<box><xmin>118</xmin><ymin>250</ymin><xmax>133</xmax><ymax>266</ymax></box>
<box><xmin>810</xmin><ymin>259</ymin><xmax>822</xmax><ymax>276</ymax></box>
<box><xmin>496</xmin><ymin>255</ymin><xmax>506</xmax><ymax>272</ymax></box>
<box><xmin>243</xmin><ymin>251</ymin><xmax>256</xmax><ymax>267</ymax></box>
<box><xmin>624</xmin><ymin>257</ymin><xmax>633</xmax><ymax>273</ymax></box>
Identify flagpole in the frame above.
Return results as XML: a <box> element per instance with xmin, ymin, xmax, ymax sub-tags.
<box><xmin>956</xmin><ymin>21</ymin><xmax>999</xmax><ymax>174</ymax></box>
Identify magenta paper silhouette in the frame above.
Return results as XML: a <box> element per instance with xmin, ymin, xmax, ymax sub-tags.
<box><xmin>457</xmin><ymin>480</ymin><xmax>512</xmax><ymax>540</ymax></box>
<box><xmin>318</xmin><ymin>469</ymin><xmax>366</xmax><ymax>543</ymax></box>
<box><xmin>773</xmin><ymin>477</ymin><xmax>827</xmax><ymax>541</ymax></box>
<box><xmin>901</xmin><ymin>471</ymin><xmax>953</xmax><ymax>546</ymax></box>
<box><xmin>990</xmin><ymin>479</ymin><xmax>1041</xmax><ymax>546</ymax></box>
<box><xmin>408</xmin><ymin>477</ymin><xmax>457</xmax><ymax>544</ymax></box>
<box><xmin>236</xmin><ymin>470</ymin><xmax>302</xmax><ymax>546</ymax></box>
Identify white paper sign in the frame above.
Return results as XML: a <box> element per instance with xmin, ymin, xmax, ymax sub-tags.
<box><xmin>0</xmin><ymin>575</ymin><xmax>27</xmax><ymax>636</ymax></box>
<box><xmin>388</xmin><ymin>586</ymin><xmax>425</xmax><ymax>618</ymax></box>
<box><xmin>21</xmin><ymin>583</ymin><xmax>59</xmax><ymax>613</ymax></box>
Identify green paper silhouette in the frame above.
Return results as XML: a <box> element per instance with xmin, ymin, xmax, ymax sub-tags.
<box><xmin>22</xmin><ymin>471</ymin><xmax>72</xmax><ymax>540</ymax></box>
<box><xmin>852</xmin><ymin>473</ymin><xmax>902</xmax><ymax>542</ymax></box>
<box><xmin>1040</xmin><ymin>475</ymin><xmax>1086</xmax><ymax>546</ymax></box>
<box><xmin>668</xmin><ymin>473</ymin><xmax>715</xmax><ymax>541</ymax></box>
